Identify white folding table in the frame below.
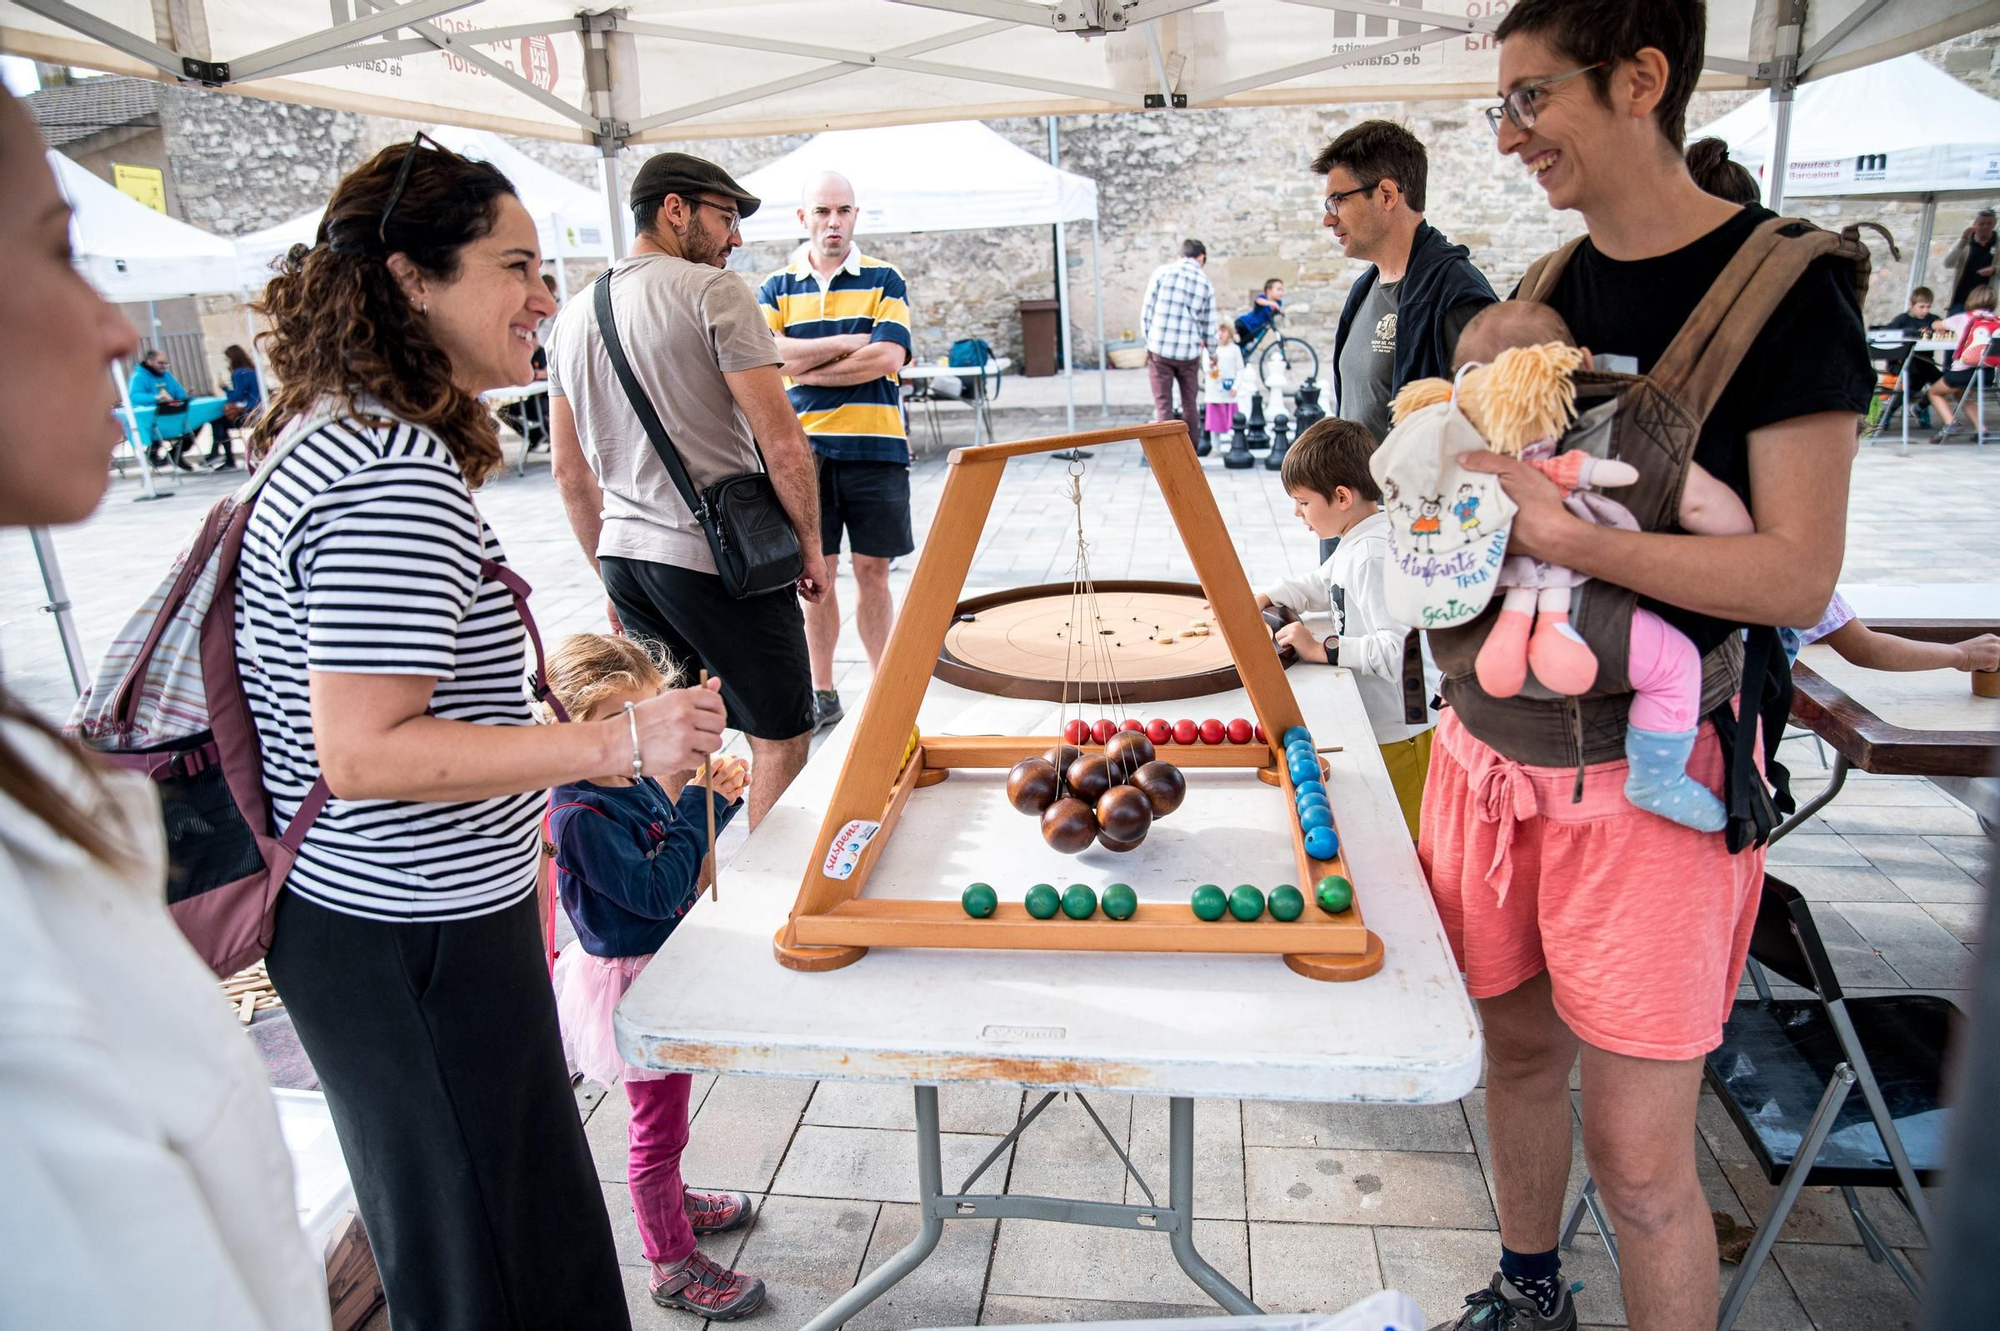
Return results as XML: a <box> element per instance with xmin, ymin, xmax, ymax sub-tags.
<box><xmin>617</xmin><ymin>666</ymin><xmax>1480</xmax><ymax>1330</ymax></box>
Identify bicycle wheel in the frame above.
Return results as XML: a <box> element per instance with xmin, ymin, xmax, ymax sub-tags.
<box><xmin>1257</xmin><ymin>335</ymin><xmax>1319</xmax><ymax>389</ymax></box>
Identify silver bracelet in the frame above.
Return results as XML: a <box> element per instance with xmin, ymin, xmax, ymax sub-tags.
<box><xmin>622</xmin><ymin>701</ymin><xmax>643</xmax><ymax>779</ymax></box>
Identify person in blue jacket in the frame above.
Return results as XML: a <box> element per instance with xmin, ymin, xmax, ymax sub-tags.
<box><xmin>127</xmin><ymin>347</ymin><xmax>192</xmax><ymax>471</ymax></box>
<box><xmin>205</xmin><ymin>343</ymin><xmax>261</xmax><ymax>470</ymax></box>
<box><xmin>543</xmin><ymin>632</ymin><xmax>769</xmax><ymax>1321</ymax></box>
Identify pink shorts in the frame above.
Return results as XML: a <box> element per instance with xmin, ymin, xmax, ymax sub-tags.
<box><xmin>1418</xmin><ymin>709</ymin><xmax>1764</xmax><ymax>1061</ymax></box>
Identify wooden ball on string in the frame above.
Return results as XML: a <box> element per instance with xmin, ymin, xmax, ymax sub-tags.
<box><xmin>1041</xmin><ymin>797</ymin><xmax>1098</xmax><ymax>854</ymax></box>
<box><xmin>1006</xmin><ymin>757</ymin><xmax>1060</xmax><ymax>815</ymax></box>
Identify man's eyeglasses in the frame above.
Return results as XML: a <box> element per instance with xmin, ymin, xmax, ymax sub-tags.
<box><xmin>379</xmin><ymin>130</ymin><xmax>444</xmax><ymax>244</ymax></box>
<box><xmin>688</xmin><ymin>197</ymin><xmax>742</xmax><ymax>235</ymax></box>
<box><xmin>1322</xmin><ymin>181</ymin><xmax>1379</xmax><ymax>218</ymax></box>
<box><xmin>1482</xmin><ymin>62</ymin><xmax>1606</xmax><ymax>136</ymax></box>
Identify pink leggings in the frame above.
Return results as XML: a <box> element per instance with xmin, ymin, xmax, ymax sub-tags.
<box><xmin>1628</xmin><ymin>607</ymin><xmax>1701</xmax><ymax>733</ymax></box>
<box><xmin>626</xmin><ymin>1073</ymin><xmax>696</xmax><ymax>1266</ymax></box>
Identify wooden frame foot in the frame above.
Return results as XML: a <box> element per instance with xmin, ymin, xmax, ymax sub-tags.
<box><xmin>1283</xmin><ymin>930</ymin><xmax>1385</xmax><ymax>982</ymax></box>
<box><xmin>915</xmin><ymin>767</ymin><xmax>949</xmax><ymax>788</ymax></box>
<box><xmin>774</xmin><ymin>926</ymin><xmax>869</xmax><ymax>973</ymax></box>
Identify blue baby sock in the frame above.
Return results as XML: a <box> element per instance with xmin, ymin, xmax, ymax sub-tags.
<box><xmin>1624</xmin><ymin>725</ymin><xmax>1726</xmax><ymax>832</ymax></box>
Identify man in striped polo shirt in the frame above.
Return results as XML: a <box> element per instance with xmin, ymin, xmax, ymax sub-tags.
<box><xmin>758</xmin><ymin>172</ymin><xmax>914</xmax><ymax>731</ymax></box>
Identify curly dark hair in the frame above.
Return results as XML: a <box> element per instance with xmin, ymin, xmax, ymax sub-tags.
<box><xmin>250</xmin><ymin>138</ymin><xmax>519</xmax><ymax>487</ymax></box>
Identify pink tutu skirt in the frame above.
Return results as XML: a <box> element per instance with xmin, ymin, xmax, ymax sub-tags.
<box><xmin>1203</xmin><ymin>399</ymin><xmax>1238</xmax><ymax>434</ymax></box>
<box><xmin>552</xmin><ymin>941</ymin><xmax>672</xmax><ymax>1087</ymax></box>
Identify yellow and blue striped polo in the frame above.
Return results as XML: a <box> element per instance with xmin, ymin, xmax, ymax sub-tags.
<box><xmin>757</xmin><ymin>249</ymin><xmax>913</xmax><ymax>463</ymax></box>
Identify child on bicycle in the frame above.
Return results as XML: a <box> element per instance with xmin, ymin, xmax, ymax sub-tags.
<box><xmin>1233</xmin><ymin>278</ymin><xmax>1285</xmax><ymax>347</ymax></box>
<box><xmin>544</xmin><ymin>632</ymin><xmax>766</xmax><ymax>1320</ymax></box>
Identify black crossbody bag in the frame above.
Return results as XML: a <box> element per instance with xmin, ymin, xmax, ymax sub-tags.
<box><xmin>592</xmin><ymin>269</ymin><xmax>803</xmax><ymax>599</ymax></box>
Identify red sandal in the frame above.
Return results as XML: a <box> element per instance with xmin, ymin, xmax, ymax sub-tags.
<box><xmin>650</xmin><ymin>1249</ymin><xmax>766</xmax><ymax>1320</ymax></box>
<box><xmin>685</xmin><ymin>1188</ymin><xmax>756</xmax><ymax>1235</ymax></box>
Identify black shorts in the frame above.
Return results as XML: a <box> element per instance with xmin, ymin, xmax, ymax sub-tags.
<box><xmin>600</xmin><ymin>556</ymin><xmax>814</xmax><ymax>741</ymax></box>
<box><xmin>1941</xmin><ymin>366</ymin><xmax>1979</xmax><ymax>390</ymax></box>
<box><xmin>817</xmin><ymin>456</ymin><xmax>915</xmax><ymax>559</ymax></box>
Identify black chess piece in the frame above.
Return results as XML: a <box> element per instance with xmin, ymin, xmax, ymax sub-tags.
<box><xmin>1244</xmin><ymin>391</ymin><xmax>1270</xmax><ymax>450</ymax></box>
<box><xmin>1196</xmin><ymin>427</ymin><xmax>1213</xmax><ymax>457</ymax></box>
<box><xmin>1264</xmin><ymin>413</ymin><xmax>1292</xmax><ymax>471</ymax></box>
<box><xmin>1223</xmin><ymin>408</ymin><xmax>1254</xmax><ymax>469</ymax></box>
<box><xmin>1291</xmin><ymin>378</ymin><xmax>1326</xmax><ymax>435</ymax></box>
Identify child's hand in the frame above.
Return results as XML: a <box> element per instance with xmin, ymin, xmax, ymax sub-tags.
<box><xmin>1253</xmin><ymin>592</ymin><xmax>1273</xmax><ymax>610</ymax></box>
<box><xmin>1952</xmin><ymin>634</ymin><xmax>2000</xmax><ymax>673</ymax></box>
<box><xmin>1275</xmin><ymin>622</ymin><xmax>1328</xmax><ymax>663</ymax></box>
<box><xmin>705</xmin><ymin>754</ymin><xmax>751</xmax><ymax>801</ymax></box>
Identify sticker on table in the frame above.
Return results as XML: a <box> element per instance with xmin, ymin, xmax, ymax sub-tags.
<box><xmin>823</xmin><ymin>820</ymin><xmax>883</xmax><ymax>880</ymax></box>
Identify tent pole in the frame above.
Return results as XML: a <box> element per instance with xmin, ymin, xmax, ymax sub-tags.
<box><xmin>112</xmin><ymin>360</ymin><xmax>161</xmax><ymax>503</ymax></box>
<box><xmin>1765</xmin><ymin>0</ymin><xmax>1803</xmax><ymax>215</ymax></box>
<box><xmin>1909</xmin><ymin>194</ymin><xmax>1937</xmax><ymax>300</ymax></box>
<box><xmin>599</xmin><ymin>142</ymin><xmax>628</xmax><ymax>262</ymax></box>
<box><xmin>146</xmin><ymin>299</ymin><xmax>162</xmax><ymax>349</ymax></box>
<box><xmin>1048</xmin><ymin>116</ymin><xmax>1075</xmax><ymax>433</ymax></box>
<box><xmin>29</xmin><ymin>527</ymin><xmax>88</xmax><ymax>696</ymax></box>
<box><xmin>242</xmin><ymin>304</ymin><xmax>269</xmax><ymax>405</ymax></box>
<box><xmin>1093</xmin><ymin>218</ymin><xmax>1107</xmax><ymax>417</ymax></box>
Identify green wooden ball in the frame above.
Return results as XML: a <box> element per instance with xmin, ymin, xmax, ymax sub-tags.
<box><xmin>1268</xmin><ymin>884</ymin><xmax>1305</xmax><ymax>922</ymax></box>
<box><xmin>1190</xmin><ymin>883</ymin><xmax>1227</xmax><ymax>921</ymax></box>
<box><xmin>962</xmin><ymin>882</ymin><xmax>998</xmax><ymax>918</ymax></box>
<box><xmin>1101</xmin><ymin>883</ymin><xmax>1138</xmax><ymax>920</ymax></box>
<box><xmin>1061</xmin><ymin>883</ymin><xmax>1098</xmax><ymax>919</ymax></box>
<box><xmin>1315</xmin><ymin>874</ymin><xmax>1354</xmax><ymax>914</ymax></box>
<box><xmin>1228</xmin><ymin>884</ymin><xmax>1266</xmax><ymax>921</ymax></box>
<box><xmin>1025</xmin><ymin>882</ymin><xmax>1061</xmax><ymax>919</ymax></box>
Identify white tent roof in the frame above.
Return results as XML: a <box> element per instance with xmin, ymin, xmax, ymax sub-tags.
<box><xmin>4</xmin><ymin>1</ymin><xmax>1993</xmax><ymax>146</ymax></box>
<box><xmin>736</xmin><ymin>121</ymin><xmax>1096</xmax><ymax>244</ymax></box>
<box><xmin>49</xmin><ymin>148</ymin><xmax>240</xmax><ymax>301</ymax></box>
<box><xmin>232</xmin><ymin>123</ymin><xmax>619</xmax><ymax>290</ymax></box>
<box><xmin>1692</xmin><ymin>53</ymin><xmax>2000</xmax><ymax>201</ymax></box>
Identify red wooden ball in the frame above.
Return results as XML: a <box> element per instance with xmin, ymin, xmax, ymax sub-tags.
<box><xmin>1130</xmin><ymin>760</ymin><xmax>1187</xmax><ymax>817</ymax></box>
<box><xmin>1121</xmin><ymin>718</ymin><xmax>1143</xmax><ymax>733</ymax></box>
<box><xmin>1064</xmin><ymin>718</ymin><xmax>1091</xmax><ymax>745</ymax></box>
<box><xmin>1199</xmin><ymin>718</ymin><xmax>1225</xmax><ymax>745</ymax></box>
<box><xmin>1145</xmin><ymin>717</ymin><xmax>1173</xmax><ymax>745</ymax></box>
<box><xmin>1066</xmin><ymin>752</ymin><xmax>1114</xmax><ymax>805</ymax></box>
<box><xmin>1097</xmin><ymin>830</ymin><xmax>1144</xmax><ymax>853</ymax></box>
<box><xmin>1041</xmin><ymin>797</ymin><xmax>1098</xmax><ymax>854</ymax></box>
<box><xmin>1103</xmin><ymin>730</ymin><xmax>1157</xmax><ymax>782</ymax></box>
<box><xmin>1172</xmin><ymin>719</ymin><xmax>1199</xmax><ymax>745</ymax></box>
<box><xmin>1043</xmin><ymin>743</ymin><xmax>1083</xmax><ymax>772</ymax></box>
<box><xmin>1006</xmin><ymin>757</ymin><xmax>1060</xmax><ymax>815</ymax></box>
<box><xmin>1096</xmin><ymin>783</ymin><xmax>1154</xmax><ymax>844</ymax></box>
<box><xmin>1255</xmin><ymin>723</ymin><xmax>1267</xmax><ymax>743</ymax></box>
<box><xmin>1091</xmin><ymin>718</ymin><xmax>1118</xmax><ymax>746</ymax></box>
<box><xmin>1226</xmin><ymin>717</ymin><xmax>1253</xmax><ymax>744</ymax></box>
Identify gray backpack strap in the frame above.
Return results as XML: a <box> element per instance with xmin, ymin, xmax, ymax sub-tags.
<box><xmin>1518</xmin><ymin>236</ymin><xmax>1587</xmax><ymax>304</ymax></box>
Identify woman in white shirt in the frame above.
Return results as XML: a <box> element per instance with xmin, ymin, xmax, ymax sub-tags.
<box><xmin>0</xmin><ymin>86</ymin><xmax>330</xmax><ymax>1331</ymax></box>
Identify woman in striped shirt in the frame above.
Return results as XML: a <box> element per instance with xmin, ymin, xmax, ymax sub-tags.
<box><xmin>241</xmin><ymin>136</ymin><xmax>727</xmax><ymax>1331</ymax></box>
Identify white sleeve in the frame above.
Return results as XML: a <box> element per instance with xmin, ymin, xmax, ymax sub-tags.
<box><xmin>1259</xmin><ymin>550</ymin><xmax>1335</xmax><ymax>616</ymax></box>
<box><xmin>1335</xmin><ymin>551</ymin><xmax>1413</xmax><ymax>684</ymax></box>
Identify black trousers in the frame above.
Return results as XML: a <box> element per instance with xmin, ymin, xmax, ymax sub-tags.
<box><xmin>267</xmin><ymin>890</ymin><xmax>631</xmax><ymax>1331</ymax></box>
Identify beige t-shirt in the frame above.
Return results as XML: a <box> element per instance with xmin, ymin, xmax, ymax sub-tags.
<box><xmin>547</xmin><ymin>252</ymin><xmax>783</xmax><ymax>574</ymax></box>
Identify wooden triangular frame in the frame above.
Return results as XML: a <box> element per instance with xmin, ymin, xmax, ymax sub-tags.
<box><xmin>775</xmin><ymin>423</ymin><xmax>1383</xmax><ymax>982</ymax></box>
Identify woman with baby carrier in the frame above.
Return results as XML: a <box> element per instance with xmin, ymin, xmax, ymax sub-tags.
<box><xmin>238</xmin><ymin>136</ymin><xmax>732</xmax><ymax>1330</ymax></box>
<box><xmin>1419</xmin><ymin>4</ymin><xmax>1873</xmax><ymax>1330</ymax></box>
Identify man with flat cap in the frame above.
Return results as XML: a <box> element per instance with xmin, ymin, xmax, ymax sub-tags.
<box><xmin>549</xmin><ymin>152</ymin><xmax>828</xmax><ymax>827</ymax></box>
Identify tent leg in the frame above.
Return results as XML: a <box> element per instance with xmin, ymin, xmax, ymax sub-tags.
<box><xmin>1909</xmin><ymin>195</ymin><xmax>1937</xmax><ymax>300</ymax></box>
<box><xmin>112</xmin><ymin>361</ymin><xmax>162</xmax><ymax>503</ymax></box>
<box><xmin>1048</xmin><ymin>116</ymin><xmax>1075</xmax><ymax>434</ymax></box>
<box><xmin>599</xmin><ymin>143</ymin><xmax>627</xmax><ymax>261</ymax></box>
<box><xmin>30</xmin><ymin>528</ymin><xmax>89</xmax><ymax>697</ymax></box>
<box><xmin>1093</xmin><ymin>219</ymin><xmax>1108</xmax><ymax>417</ymax></box>
<box><xmin>1765</xmin><ymin>3</ymin><xmax>1803</xmax><ymax>214</ymax></box>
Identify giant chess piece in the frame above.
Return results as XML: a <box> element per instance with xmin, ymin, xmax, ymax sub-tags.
<box><xmin>1223</xmin><ymin>407</ymin><xmax>1255</xmax><ymax>469</ymax></box>
<box><xmin>1244</xmin><ymin>390</ymin><xmax>1270</xmax><ymax>451</ymax></box>
<box><xmin>1264</xmin><ymin>412</ymin><xmax>1292</xmax><ymax>471</ymax></box>
<box><xmin>1291</xmin><ymin>378</ymin><xmax>1326</xmax><ymax>435</ymax></box>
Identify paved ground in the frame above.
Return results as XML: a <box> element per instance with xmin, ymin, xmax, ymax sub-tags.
<box><xmin>5</xmin><ymin>407</ymin><xmax>1990</xmax><ymax>1330</ymax></box>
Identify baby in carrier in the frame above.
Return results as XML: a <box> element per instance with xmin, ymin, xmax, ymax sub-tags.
<box><xmin>1445</xmin><ymin>301</ymin><xmax>1754</xmax><ymax>831</ymax></box>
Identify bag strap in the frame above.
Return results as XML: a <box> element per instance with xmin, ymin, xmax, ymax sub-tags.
<box><xmin>481</xmin><ymin>558</ymin><xmax>569</xmax><ymax>724</ymax></box>
<box><xmin>592</xmin><ymin>268</ymin><xmax>708</xmax><ymax>525</ymax></box>
<box><xmin>1518</xmin><ymin>236</ymin><xmax>1587</xmax><ymax>304</ymax></box>
<box><xmin>1651</xmin><ymin>217</ymin><xmax>1853</xmax><ymax>427</ymax></box>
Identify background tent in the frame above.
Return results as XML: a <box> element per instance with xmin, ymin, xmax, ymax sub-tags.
<box><xmin>738</xmin><ymin>120</ymin><xmax>1104</xmax><ymax>420</ymax></box>
<box><xmin>51</xmin><ymin>147</ymin><xmax>239</xmax><ymax>301</ymax></box>
<box><xmin>233</xmin><ymin>123</ymin><xmax>620</xmax><ymax>294</ymax></box>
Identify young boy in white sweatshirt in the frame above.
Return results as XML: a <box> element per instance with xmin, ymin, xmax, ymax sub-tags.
<box><xmin>1254</xmin><ymin>418</ymin><xmax>1437</xmax><ymax>839</ymax></box>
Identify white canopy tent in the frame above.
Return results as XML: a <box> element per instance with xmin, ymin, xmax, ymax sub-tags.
<box><xmin>233</xmin><ymin>122</ymin><xmax>620</xmax><ymax>293</ymax></box>
<box><xmin>50</xmin><ymin>147</ymin><xmax>239</xmax><ymax>300</ymax></box>
<box><xmin>1690</xmin><ymin>53</ymin><xmax>2000</xmax><ymax>297</ymax></box>
<box><xmin>736</xmin><ymin>119</ymin><xmax>1104</xmax><ymax>420</ymax></box>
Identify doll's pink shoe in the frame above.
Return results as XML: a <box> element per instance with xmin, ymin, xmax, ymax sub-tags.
<box><xmin>1475</xmin><ymin>609</ymin><xmax>1534</xmax><ymax>698</ymax></box>
<box><xmin>1527</xmin><ymin>614</ymin><xmax>1599</xmax><ymax>695</ymax></box>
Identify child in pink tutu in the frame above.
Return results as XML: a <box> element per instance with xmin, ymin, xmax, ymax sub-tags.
<box><xmin>544</xmin><ymin>633</ymin><xmax>765</xmax><ymax>1320</ymax></box>
<box><xmin>1204</xmin><ymin>322</ymin><xmax>1245</xmax><ymax>443</ymax></box>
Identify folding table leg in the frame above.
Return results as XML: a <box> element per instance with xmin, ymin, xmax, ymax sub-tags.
<box><xmin>1166</xmin><ymin>1097</ymin><xmax>1260</xmax><ymax>1314</ymax></box>
<box><xmin>799</xmin><ymin>1086</ymin><xmax>946</xmax><ymax>1331</ymax></box>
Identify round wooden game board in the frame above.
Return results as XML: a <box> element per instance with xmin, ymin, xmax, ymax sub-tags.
<box><xmin>935</xmin><ymin>580</ymin><xmax>1296</xmax><ymax>703</ymax></box>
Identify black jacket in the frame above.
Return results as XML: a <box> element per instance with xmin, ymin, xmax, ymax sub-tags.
<box><xmin>1331</xmin><ymin>219</ymin><xmax>1497</xmax><ymax>406</ymax></box>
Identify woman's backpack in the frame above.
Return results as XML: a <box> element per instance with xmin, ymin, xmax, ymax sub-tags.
<box><xmin>1426</xmin><ymin>217</ymin><xmax>1869</xmax><ymax>849</ymax></box>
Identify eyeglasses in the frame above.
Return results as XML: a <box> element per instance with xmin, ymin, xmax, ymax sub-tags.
<box><xmin>688</xmin><ymin>197</ymin><xmax>742</xmax><ymax>235</ymax></box>
<box><xmin>1322</xmin><ymin>181</ymin><xmax>1379</xmax><ymax>217</ymax></box>
<box><xmin>379</xmin><ymin>130</ymin><xmax>444</xmax><ymax>244</ymax></box>
<box><xmin>1482</xmin><ymin>62</ymin><xmax>1606</xmax><ymax>135</ymax></box>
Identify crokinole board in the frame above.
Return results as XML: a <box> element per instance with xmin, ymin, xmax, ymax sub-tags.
<box><xmin>936</xmin><ymin>580</ymin><xmax>1298</xmax><ymax>703</ymax></box>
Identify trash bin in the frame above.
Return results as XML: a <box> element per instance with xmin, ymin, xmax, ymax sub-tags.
<box><xmin>1018</xmin><ymin>298</ymin><xmax>1061</xmax><ymax>377</ymax></box>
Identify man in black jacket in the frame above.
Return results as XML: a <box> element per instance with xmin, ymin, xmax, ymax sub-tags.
<box><xmin>1316</xmin><ymin>121</ymin><xmax>1496</xmax><ymax>559</ymax></box>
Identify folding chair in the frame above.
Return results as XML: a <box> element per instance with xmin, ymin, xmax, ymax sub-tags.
<box><xmin>1559</xmin><ymin>874</ymin><xmax>1956</xmax><ymax>1330</ymax></box>
<box><xmin>1936</xmin><ymin>334</ymin><xmax>1998</xmax><ymax>447</ymax></box>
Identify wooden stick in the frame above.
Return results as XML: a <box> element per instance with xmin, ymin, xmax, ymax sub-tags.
<box><xmin>700</xmin><ymin>669</ymin><xmax>718</xmax><ymax>902</ymax></box>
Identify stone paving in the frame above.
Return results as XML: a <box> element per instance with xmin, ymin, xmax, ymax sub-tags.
<box><xmin>3</xmin><ymin>404</ymin><xmax>1992</xmax><ymax>1331</ymax></box>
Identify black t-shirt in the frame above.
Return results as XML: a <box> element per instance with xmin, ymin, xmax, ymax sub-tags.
<box><xmin>1952</xmin><ymin>234</ymin><xmax>1995</xmax><ymax>308</ymax></box>
<box><xmin>1520</xmin><ymin>206</ymin><xmax>1872</xmax><ymax>649</ymax></box>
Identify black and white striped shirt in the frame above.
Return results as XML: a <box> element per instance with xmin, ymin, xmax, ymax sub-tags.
<box><xmin>235</xmin><ymin>413</ymin><xmax>543</xmax><ymax>922</ymax></box>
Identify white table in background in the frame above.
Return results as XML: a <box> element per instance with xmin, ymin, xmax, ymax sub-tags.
<box><xmin>617</xmin><ymin>667</ymin><xmax>1479</xmax><ymax>1330</ymax></box>
<box><xmin>480</xmin><ymin>380</ymin><xmax>549</xmax><ymax>476</ymax></box>
<box><xmin>1876</xmin><ymin>335</ymin><xmax>1958</xmax><ymax>456</ymax></box>
<box><xmin>902</xmin><ymin>357</ymin><xmax>1011</xmax><ymax>449</ymax></box>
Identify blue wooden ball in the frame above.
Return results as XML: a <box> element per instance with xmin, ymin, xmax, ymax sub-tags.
<box><xmin>1282</xmin><ymin>725</ymin><xmax>1311</xmax><ymax>747</ymax></box>
<box><xmin>1304</xmin><ymin>824</ymin><xmax>1340</xmax><ymax>860</ymax></box>
<box><xmin>1300</xmin><ymin>806</ymin><xmax>1334</xmax><ymax>833</ymax></box>
<box><xmin>1296</xmin><ymin>791</ymin><xmax>1330</xmax><ymax>812</ymax></box>
<box><xmin>1294</xmin><ymin>778</ymin><xmax>1326</xmax><ymax>799</ymax></box>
